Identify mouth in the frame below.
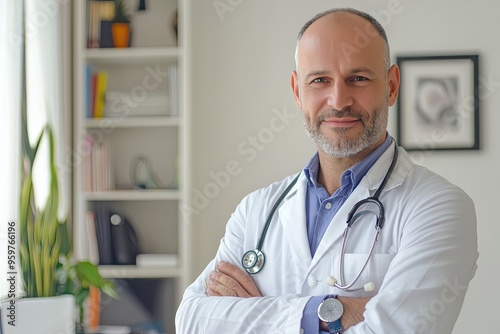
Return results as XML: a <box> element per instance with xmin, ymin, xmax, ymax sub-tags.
<box><xmin>322</xmin><ymin>117</ymin><xmax>361</xmax><ymax>128</ymax></box>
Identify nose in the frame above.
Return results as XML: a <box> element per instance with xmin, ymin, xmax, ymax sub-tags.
<box><xmin>327</xmin><ymin>81</ymin><xmax>354</xmax><ymax>111</ymax></box>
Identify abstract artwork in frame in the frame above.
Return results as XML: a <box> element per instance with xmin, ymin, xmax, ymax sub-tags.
<box><xmin>396</xmin><ymin>54</ymin><xmax>479</xmax><ymax>151</ymax></box>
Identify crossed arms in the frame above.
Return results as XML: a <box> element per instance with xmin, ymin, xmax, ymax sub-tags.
<box><xmin>207</xmin><ymin>261</ymin><xmax>368</xmax><ymax>331</ymax></box>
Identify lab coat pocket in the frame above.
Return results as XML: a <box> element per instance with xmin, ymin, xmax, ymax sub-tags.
<box><xmin>341</xmin><ymin>253</ymin><xmax>395</xmax><ymax>294</ymax></box>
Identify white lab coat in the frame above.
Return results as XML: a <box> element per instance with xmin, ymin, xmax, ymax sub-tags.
<box><xmin>176</xmin><ymin>143</ymin><xmax>478</xmax><ymax>334</ymax></box>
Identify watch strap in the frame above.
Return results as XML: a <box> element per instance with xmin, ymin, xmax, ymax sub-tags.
<box><xmin>326</xmin><ymin>319</ymin><xmax>342</xmax><ymax>333</ymax></box>
<box><xmin>323</xmin><ymin>295</ymin><xmax>342</xmax><ymax>334</ymax></box>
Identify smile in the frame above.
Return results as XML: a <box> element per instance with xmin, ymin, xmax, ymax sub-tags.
<box><xmin>322</xmin><ymin>118</ymin><xmax>361</xmax><ymax>127</ymax></box>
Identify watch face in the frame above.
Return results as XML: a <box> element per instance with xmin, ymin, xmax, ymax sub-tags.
<box><xmin>318</xmin><ymin>298</ymin><xmax>344</xmax><ymax>322</ymax></box>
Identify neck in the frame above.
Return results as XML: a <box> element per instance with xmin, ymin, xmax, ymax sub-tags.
<box><xmin>316</xmin><ymin>137</ymin><xmax>387</xmax><ymax>195</ymax></box>
<box><xmin>317</xmin><ymin>152</ymin><xmax>361</xmax><ymax>195</ymax></box>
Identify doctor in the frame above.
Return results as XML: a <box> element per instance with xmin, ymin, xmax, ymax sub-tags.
<box><xmin>176</xmin><ymin>8</ymin><xmax>478</xmax><ymax>334</ymax></box>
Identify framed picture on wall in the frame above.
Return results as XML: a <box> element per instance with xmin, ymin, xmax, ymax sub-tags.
<box><xmin>396</xmin><ymin>54</ymin><xmax>479</xmax><ymax>151</ymax></box>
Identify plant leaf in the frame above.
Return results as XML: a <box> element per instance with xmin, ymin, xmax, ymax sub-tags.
<box><xmin>74</xmin><ymin>262</ymin><xmax>117</xmax><ymax>298</ymax></box>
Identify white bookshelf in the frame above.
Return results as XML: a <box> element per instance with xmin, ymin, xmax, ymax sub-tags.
<box><xmin>99</xmin><ymin>265</ymin><xmax>181</xmax><ymax>279</ymax></box>
<box><xmin>85</xmin><ymin>47</ymin><xmax>181</xmax><ymax>62</ymax></box>
<box><xmin>85</xmin><ymin>116</ymin><xmax>182</xmax><ymax>128</ymax></box>
<box><xmin>72</xmin><ymin>1</ymin><xmax>191</xmax><ymax>333</ymax></box>
<box><xmin>84</xmin><ymin>189</ymin><xmax>181</xmax><ymax>201</ymax></box>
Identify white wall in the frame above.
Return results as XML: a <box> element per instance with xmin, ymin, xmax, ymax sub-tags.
<box><xmin>188</xmin><ymin>0</ymin><xmax>500</xmax><ymax>332</ymax></box>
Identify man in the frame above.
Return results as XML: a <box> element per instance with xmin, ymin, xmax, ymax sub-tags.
<box><xmin>176</xmin><ymin>8</ymin><xmax>478</xmax><ymax>333</ymax></box>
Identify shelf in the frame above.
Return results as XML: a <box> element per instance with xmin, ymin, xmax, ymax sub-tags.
<box><xmin>74</xmin><ymin>1</ymin><xmax>187</xmax><ymax>333</ymax></box>
<box><xmin>85</xmin><ymin>116</ymin><xmax>181</xmax><ymax>128</ymax></box>
<box><xmin>98</xmin><ymin>265</ymin><xmax>181</xmax><ymax>279</ymax></box>
<box><xmin>84</xmin><ymin>47</ymin><xmax>181</xmax><ymax>64</ymax></box>
<box><xmin>85</xmin><ymin>189</ymin><xmax>180</xmax><ymax>201</ymax></box>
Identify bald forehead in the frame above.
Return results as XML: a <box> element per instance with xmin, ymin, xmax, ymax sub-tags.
<box><xmin>314</xmin><ymin>11</ymin><xmax>367</xmax><ymax>26</ymax></box>
<box><xmin>302</xmin><ymin>12</ymin><xmax>382</xmax><ymax>46</ymax></box>
<box><xmin>295</xmin><ymin>10</ymin><xmax>391</xmax><ymax>71</ymax></box>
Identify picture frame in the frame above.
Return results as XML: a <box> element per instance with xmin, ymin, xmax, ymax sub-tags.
<box><xmin>396</xmin><ymin>54</ymin><xmax>479</xmax><ymax>151</ymax></box>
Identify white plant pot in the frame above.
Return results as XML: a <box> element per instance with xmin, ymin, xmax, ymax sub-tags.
<box><xmin>1</xmin><ymin>294</ymin><xmax>76</xmax><ymax>334</ymax></box>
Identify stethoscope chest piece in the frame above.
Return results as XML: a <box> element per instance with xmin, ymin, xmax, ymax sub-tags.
<box><xmin>242</xmin><ymin>249</ymin><xmax>265</xmax><ymax>274</ymax></box>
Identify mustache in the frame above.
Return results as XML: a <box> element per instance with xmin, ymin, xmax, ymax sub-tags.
<box><xmin>316</xmin><ymin>108</ymin><xmax>365</xmax><ymax>122</ymax></box>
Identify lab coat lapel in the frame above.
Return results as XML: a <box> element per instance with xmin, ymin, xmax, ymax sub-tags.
<box><xmin>310</xmin><ymin>142</ymin><xmax>401</xmax><ymax>267</ymax></box>
<box><xmin>310</xmin><ymin>180</ymin><xmax>371</xmax><ymax>267</ymax></box>
<box><xmin>278</xmin><ymin>176</ymin><xmax>312</xmax><ymax>273</ymax></box>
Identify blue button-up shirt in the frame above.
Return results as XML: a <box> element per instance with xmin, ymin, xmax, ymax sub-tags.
<box><xmin>300</xmin><ymin>135</ymin><xmax>392</xmax><ymax>333</ymax></box>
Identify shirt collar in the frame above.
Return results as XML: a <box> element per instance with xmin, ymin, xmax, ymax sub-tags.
<box><xmin>303</xmin><ymin>133</ymin><xmax>393</xmax><ymax>191</ymax></box>
<box><xmin>304</xmin><ymin>152</ymin><xmax>321</xmax><ymax>188</ymax></box>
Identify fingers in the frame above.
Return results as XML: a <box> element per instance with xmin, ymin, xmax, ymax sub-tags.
<box><xmin>206</xmin><ymin>269</ymin><xmax>250</xmax><ymax>297</ymax></box>
<box><xmin>205</xmin><ymin>272</ymin><xmax>235</xmax><ymax>297</ymax></box>
<box><xmin>217</xmin><ymin>261</ymin><xmax>262</xmax><ymax>297</ymax></box>
<box><xmin>204</xmin><ymin>279</ymin><xmax>220</xmax><ymax>297</ymax></box>
<box><xmin>205</xmin><ymin>282</ymin><xmax>221</xmax><ymax>297</ymax></box>
<box><xmin>205</xmin><ymin>261</ymin><xmax>262</xmax><ymax>298</ymax></box>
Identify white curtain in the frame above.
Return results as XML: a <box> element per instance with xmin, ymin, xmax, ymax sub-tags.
<box><xmin>0</xmin><ymin>0</ymin><xmax>71</xmax><ymax>299</ymax></box>
<box><xmin>25</xmin><ymin>0</ymin><xmax>72</xmax><ymax>220</ymax></box>
<box><xmin>0</xmin><ymin>0</ymin><xmax>23</xmax><ymax>300</ymax></box>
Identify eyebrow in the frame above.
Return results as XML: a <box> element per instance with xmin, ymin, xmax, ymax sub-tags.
<box><xmin>303</xmin><ymin>70</ymin><xmax>331</xmax><ymax>81</ymax></box>
<box><xmin>303</xmin><ymin>67</ymin><xmax>377</xmax><ymax>80</ymax></box>
<box><xmin>348</xmin><ymin>67</ymin><xmax>377</xmax><ymax>77</ymax></box>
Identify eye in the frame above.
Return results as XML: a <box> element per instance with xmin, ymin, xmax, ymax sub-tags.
<box><xmin>351</xmin><ymin>76</ymin><xmax>368</xmax><ymax>82</ymax></box>
<box><xmin>311</xmin><ymin>77</ymin><xmax>328</xmax><ymax>84</ymax></box>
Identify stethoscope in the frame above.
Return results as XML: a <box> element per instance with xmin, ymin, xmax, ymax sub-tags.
<box><xmin>241</xmin><ymin>142</ymin><xmax>399</xmax><ymax>293</ymax></box>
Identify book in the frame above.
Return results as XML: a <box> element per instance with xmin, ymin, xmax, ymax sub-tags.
<box><xmin>91</xmin><ymin>140</ymin><xmax>100</xmax><ymax>191</ymax></box>
<box><xmin>86</xmin><ymin>210</ymin><xmax>100</xmax><ymax>264</ymax></box>
<box><xmin>86</xmin><ymin>136</ymin><xmax>113</xmax><ymax>192</ymax></box>
<box><xmin>94</xmin><ymin>205</ymin><xmax>113</xmax><ymax>265</ymax></box>
<box><xmin>99</xmin><ymin>20</ymin><xmax>114</xmax><ymax>48</ymax></box>
<box><xmin>87</xmin><ymin>0</ymin><xmax>99</xmax><ymax>48</ymax></box>
<box><xmin>91</xmin><ymin>72</ymin><xmax>98</xmax><ymax>117</ymax></box>
<box><xmin>87</xmin><ymin>0</ymin><xmax>115</xmax><ymax>48</ymax></box>
<box><xmin>85</xmin><ymin>66</ymin><xmax>109</xmax><ymax>119</ymax></box>
<box><xmin>83</xmin><ymin>135</ymin><xmax>93</xmax><ymax>191</ymax></box>
<box><xmin>94</xmin><ymin>71</ymin><xmax>108</xmax><ymax>118</ymax></box>
<box><xmin>86</xmin><ymin>64</ymin><xmax>93</xmax><ymax>117</ymax></box>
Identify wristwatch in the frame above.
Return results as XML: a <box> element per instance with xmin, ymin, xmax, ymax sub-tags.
<box><xmin>317</xmin><ymin>295</ymin><xmax>343</xmax><ymax>333</ymax></box>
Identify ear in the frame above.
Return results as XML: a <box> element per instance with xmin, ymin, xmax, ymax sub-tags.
<box><xmin>387</xmin><ymin>64</ymin><xmax>400</xmax><ymax>107</ymax></box>
<box><xmin>291</xmin><ymin>70</ymin><xmax>302</xmax><ymax>110</ymax></box>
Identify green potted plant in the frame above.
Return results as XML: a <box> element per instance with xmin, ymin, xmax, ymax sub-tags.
<box><xmin>112</xmin><ymin>0</ymin><xmax>132</xmax><ymax>47</ymax></box>
<box><xmin>18</xmin><ymin>98</ymin><xmax>116</xmax><ymax>332</ymax></box>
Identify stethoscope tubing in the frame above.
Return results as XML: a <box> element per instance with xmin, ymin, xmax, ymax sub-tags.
<box><xmin>256</xmin><ymin>173</ymin><xmax>301</xmax><ymax>251</ymax></box>
<box><xmin>338</xmin><ymin>225</ymin><xmax>381</xmax><ymax>291</ymax></box>
<box><xmin>242</xmin><ymin>173</ymin><xmax>301</xmax><ymax>274</ymax></box>
<box><xmin>243</xmin><ymin>140</ymin><xmax>399</xmax><ymax>288</ymax></box>
<box><xmin>336</xmin><ymin>143</ymin><xmax>399</xmax><ymax>291</ymax></box>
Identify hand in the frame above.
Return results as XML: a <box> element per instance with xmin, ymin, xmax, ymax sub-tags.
<box><xmin>319</xmin><ymin>297</ymin><xmax>371</xmax><ymax>331</ymax></box>
<box><xmin>206</xmin><ymin>261</ymin><xmax>262</xmax><ymax>298</ymax></box>
<box><xmin>336</xmin><ymin>296</ymin><xmax>371</xmax><ymax>330</ymax></box>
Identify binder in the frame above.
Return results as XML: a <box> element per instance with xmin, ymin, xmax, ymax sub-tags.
<box><xmin>94</xmin><ymin>205</ymin><xmax>113</xmax><ymax>265</ymax></box>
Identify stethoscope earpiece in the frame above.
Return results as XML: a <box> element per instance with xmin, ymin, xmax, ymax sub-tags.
<box><xmin>364</xmin><ymin>282</ymin><xmax>376</xmax><ymax>292</ymax></box>
<box><xmin>326</xmin><ymin>276</ymin><xmax>337</xmax><ymax>287</ymax></box>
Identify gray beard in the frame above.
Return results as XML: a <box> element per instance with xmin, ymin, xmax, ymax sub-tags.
<box><xmin>302</xmin><ymin>106</ymin><xmax>388</xmax><ymax>158</ymax></box>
